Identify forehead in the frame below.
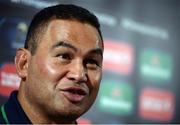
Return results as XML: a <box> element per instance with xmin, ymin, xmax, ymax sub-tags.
<box><xmin>39</xmin><ymin>19</ymin><xmax>103</xmax><ymax>50</ymax></box>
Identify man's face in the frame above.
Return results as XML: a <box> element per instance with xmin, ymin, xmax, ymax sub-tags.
<box><xmin>25</xmin><ymin>19</ymin><xmax>103</xmax><ymax>121</ymax></box>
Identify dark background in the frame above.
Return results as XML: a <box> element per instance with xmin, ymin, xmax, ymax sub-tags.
<box><xmin>0</xmin><ymin>0</ymin><xmax>180</xmax><ymax>124</ymax></box>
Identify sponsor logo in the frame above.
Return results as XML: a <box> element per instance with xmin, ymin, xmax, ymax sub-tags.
<box><xmin>11</xmin><ymin>0</ymin><xmax>59</xmax><ymax>9</ymax></box>
<box><xmin>139</xmin><ymin>88</ymin><xmax>175</xmax><ymax>122</ymax></box>
<box><xmin>103</xmin><ymin>40</ymin><xmax>134</xmax><ymax>75</ymax></box>
<box><xmin>120</xmin><ymin>18</ymin><xmax>169</xmax><ymax>40</ymax></box>
<box><xmin>95</xmin><ymin>12</ymin><xmax>118</xmax><ymax>27</ymax></box>
<box><xmin>77</xmin><ymin>118</ymin><xmax>92</xmax><ymax>124</ymax></box>
<box><xmin>139</xmin><ymin>49</ymin><xmax>173</xmax><ymax>82</ymax></box>
<box><xmin>0</xmin><ymin>18</ymin><xmax>28</xmax><ymax>49</ymax></box>
<box><xmin>0</xmin><ymin>63</ymin><xmax>20</xmax><ymax>96</ymax></box>
<box><xmin>98</xmin><ymin>79</ymin><xmax>134</xmax><ymax>115</ymax></box>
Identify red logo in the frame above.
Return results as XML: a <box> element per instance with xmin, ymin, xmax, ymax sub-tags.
<box><xmin>103</xmin><ymin>40</ymin><xmax>134</xmax><ymax>75</ymax></box>
<box><xmin>139</xmin><ymin>88</ymin><xmax>175</xmax><ymax>122</ymax></box>
<box><xmin>0</xmin><ymin>63</ymin><xmax>20</xmax><ymax>96</ymax></box>
<box><xmin>77</xmin><ymin>118</ymin><xmax>92</xmax><ymax>124</ymax></box>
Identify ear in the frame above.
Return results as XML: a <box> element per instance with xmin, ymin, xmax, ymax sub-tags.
<box><xmin>15</xmin><ymin>48</ymin><xmax>31</xmax><ymax>79</ymax></box>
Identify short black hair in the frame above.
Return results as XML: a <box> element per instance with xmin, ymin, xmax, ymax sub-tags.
<box><xmin>24</xmin><ymin>4</ymin><xmax>103</xmax><ymax>55</ymax></box>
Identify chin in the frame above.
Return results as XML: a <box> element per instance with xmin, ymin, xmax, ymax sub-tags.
<box><xmin>55</xmin><ymin>105</ymin><xmax>86</xmax><ymax>117</ymax></box>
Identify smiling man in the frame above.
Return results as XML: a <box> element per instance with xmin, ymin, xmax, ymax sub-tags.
<box><xmin>0</xmin><ymin>4</ymin><xmax>103</xmax><ymax>124</ymax></box>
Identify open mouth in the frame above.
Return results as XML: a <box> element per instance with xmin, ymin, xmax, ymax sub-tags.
<box><xmin>61</xmin><ymin>87</ymin><xmax>88</xmax><ymax>103</ymax></box>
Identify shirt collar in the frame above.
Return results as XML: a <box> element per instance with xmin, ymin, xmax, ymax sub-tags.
<box><xmin>4</xmin><ymin>90</ymin><xmax>31</xmax><ymax>124</ymax></box>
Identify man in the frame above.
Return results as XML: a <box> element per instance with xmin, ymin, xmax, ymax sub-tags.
<box><xmin>0</xmin><ymin>4</ymin><xmax>103</xmax><ymax>124</ymax></box>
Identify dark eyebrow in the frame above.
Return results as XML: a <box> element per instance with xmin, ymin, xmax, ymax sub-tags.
<box><xmin>88</xmin><ymin>48</ymin><xmax>103</xmax><ymax>57</ymax></box>
<box><xmin>52</xmin><ymin>41</ymin><xmax>103</xmax><ymax>57</ymax></box>
<box><xmin>51</xmin><ymin>41</ymin><xmax>77</xmax><ymax>52</ymax></box>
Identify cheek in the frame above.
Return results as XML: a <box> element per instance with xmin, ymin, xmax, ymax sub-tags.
<box><xmin>34</xmin><ymin>58</ymin><xmax>60</xmax><ymax>82</ymax></box>
<box><xmin>42</xmin><ymin>62</ymin><xmax>57</xmax><ymax>76</ymax></box>
<box><xmin>88</xmin><ymin>70</ymin><xmax>102</xmax><ymax>90</ymax></box>
<box><xmin>86</xmin><ymin>71</ymin><xmax>102</xmax><ymax>105</ymax></box>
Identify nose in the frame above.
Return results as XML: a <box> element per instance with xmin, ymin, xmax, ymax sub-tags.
<box><xmin>67</xmin><ymin>59</ymin><xmax>87</xmax><ymax>82</ymax></box>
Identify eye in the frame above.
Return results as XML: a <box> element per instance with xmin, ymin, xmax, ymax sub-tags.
<box><xmin>56</xmin><ymin>53</ymin><xmax>72</xmax><ymax>62</ymax></box>
<box><xmin>85</xmin><ymin>59</ymin><xmax>100</xmax><ymax>69</ymax></box>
